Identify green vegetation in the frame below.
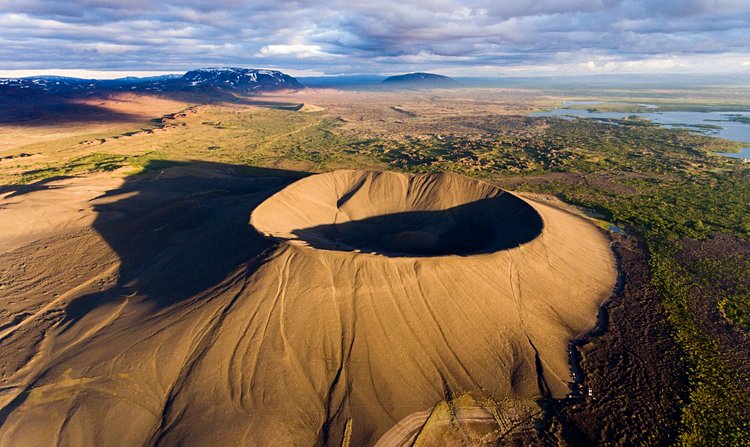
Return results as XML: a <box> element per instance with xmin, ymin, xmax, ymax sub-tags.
<box><xmin>566</xmin><ymin>102</ymin><xmax>652</xmax><ymax>113</ymax></box>
<box><xmin>18</xmin><ymin>152</ymin><xmax>140</xmax><ymax>184</ymax></box>
<box><xmin>2</xmin><ymin>107</ymin><xmax>356</xmax><ymax>185</ymax></box>
<box><xmin>723</xmin><ymin>114</ymin><xmax>750</xmax><ymax>125</ymax></box>
<box><xmin>342</xmin><ymin>115</ymin><xmax>741</xmax><ymax>179</ymax></box>
<box><xmin>4</xmin><ymin>104</ymin><xmax>742</xmax><ymax>185</ymax></box>
<box><xmin>563</xmin><ymin>99</ymin><xmax>750</xmax><ymax>113</ymax></box>
<box><xmin>650</xmin><ymin>248</ymin><xmax>749</xmax><ymax>446</ymax></box>
<box><xmin>686</xmin><ymin>254</ymin><xmax>750</xmax><ymax>330</ymax></box>
<box><xmin>346</xmin><ymin>134</ymin><xmax>579</xmax><ymax>175</ymax></box>
<box><xmin>16</xmin><ymin>152</ymin><xmax>184</xmax><ymax>184</ymax></box>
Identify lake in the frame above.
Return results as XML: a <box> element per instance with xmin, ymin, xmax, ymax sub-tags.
<box><xmin>530</xmin><ymin>101</ymin><xmax>750</xmax><ymax>160</ymax></box>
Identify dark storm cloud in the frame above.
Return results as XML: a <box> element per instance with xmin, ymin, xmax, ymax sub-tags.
<box><xmin>0</xmin><ymin>0</ymin><xmax>748</xmax><ymax>75</ymax></box>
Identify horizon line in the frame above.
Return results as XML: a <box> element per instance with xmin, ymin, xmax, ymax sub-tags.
<box><xmin>2</xmin><ymin>68</ymin><xmax>750</xmax><ymax>81</ymax></box>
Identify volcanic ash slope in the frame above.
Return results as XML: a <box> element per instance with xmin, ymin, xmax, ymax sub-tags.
<box><xmin>0</xmin><ymin>170</ymin><xmax>616</xmax><ymax>446</ymax></box>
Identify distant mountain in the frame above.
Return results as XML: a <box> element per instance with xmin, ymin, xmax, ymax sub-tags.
<box><xmin>179</xmin><ymin>68</ymin><xmax>303</xmax><ymax>92</ymax></box>
<box><xmin>0</xmin><ymin>76</ymin><xmax>93</xmax><ymax>91</ymax></box>
<box><xmin>382</xmin><ymin>72</ymin><xmax>459</xmax><ymax>88</ymax></box>
<box><xmin>0</xmin><ymin>67</ymin><xmax>304</xmax><ymax>97</ymax></box>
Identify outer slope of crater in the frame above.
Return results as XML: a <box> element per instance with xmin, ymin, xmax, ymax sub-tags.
<box><xmin>245</xmin><ymin>170</ymin><xmax>617</xmax><ymax>444</ymax></box>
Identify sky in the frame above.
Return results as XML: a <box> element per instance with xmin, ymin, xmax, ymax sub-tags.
<box><xmin>1</xmin><ymin>0</ymin><xmax>749</xmax><ymax>78</ymax></box>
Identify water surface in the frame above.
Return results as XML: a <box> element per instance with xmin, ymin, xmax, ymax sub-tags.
<box><xmin>532</xmin><ymin>102</ymin><xmax>750</xmax><ymax>160</ymax></box>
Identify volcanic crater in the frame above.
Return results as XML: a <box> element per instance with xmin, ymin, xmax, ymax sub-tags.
<box><xmin>251</xmin><ymin>170</ymin><xmax>544</xmax><ymax>256</ymax></box>
<box><xmin>0</xmin><ymin>168</ymin><xmax>618</xmax><ymax>446</ymax></box>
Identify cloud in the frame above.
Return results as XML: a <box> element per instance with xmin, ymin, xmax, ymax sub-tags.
<box><xmin>0</xmin><ymin>69</ymin><xmax>178</xmax><ymax>79</ymax></box>
<box><xmin>257</xmin><ymin>44</ymin><xmax>330</xmax><ymax>59</ymax></box>
<box><xmin>0</xmin><ymin>0</ymin><xmax>748</xmax><ymax>75</ymax></box>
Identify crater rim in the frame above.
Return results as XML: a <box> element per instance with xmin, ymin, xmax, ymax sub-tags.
<box><xmin>250</xmin><ymin>170</ymin><xmax>545</xmax><ymax>258</ymax></box>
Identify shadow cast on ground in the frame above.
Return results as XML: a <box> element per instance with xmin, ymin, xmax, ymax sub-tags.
<box><xmin>0</xmin><ymin>98</ymin><xmax>147</xmax><ymax>125</ymax></box>
<box><xmin>0</xmin><ymin>175</ymin><xmax>74</xmax><ymax>197</ymax></box>
<box><xmin>0</xmin><ymin>90</ymin><xmax>306</xmax><ymax>127</ymax></box>
<box><xmin>62</xmin><ymin>161</ymin><xmax>307</xmax><ymax>321</ymax></box>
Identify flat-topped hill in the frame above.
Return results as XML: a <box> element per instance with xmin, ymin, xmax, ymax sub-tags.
<box><xmin>382</xmin><ymin>72</ymin><xmax>459</xmax><ymax>88</ymax></box>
